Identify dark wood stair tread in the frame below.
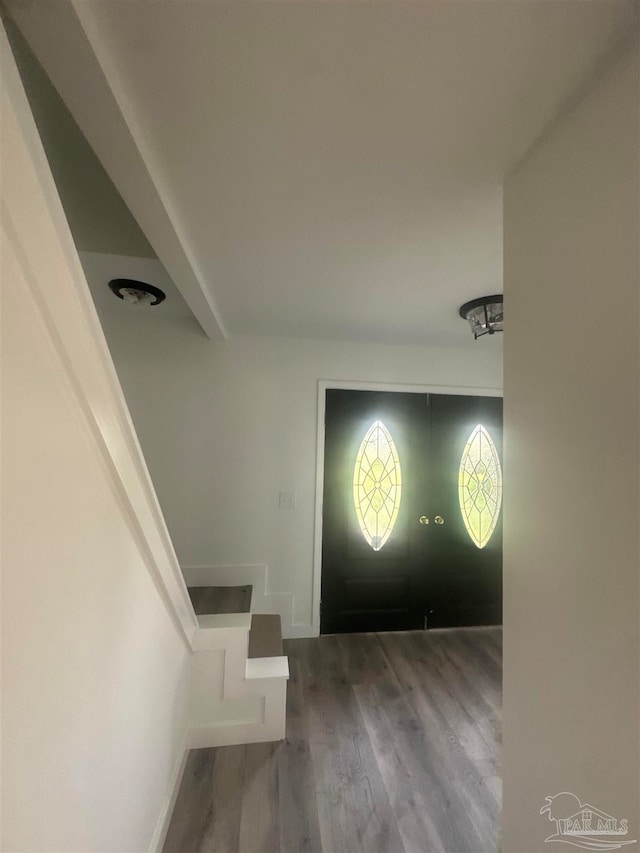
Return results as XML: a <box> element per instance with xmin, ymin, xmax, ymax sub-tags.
<box><xmin>248</xmin><ymin>614</ymin><xmax>283</xmax><ymax>658</ymax></box>
<box><xmin>188</xmin><ymin>585</ymin><xmax>252</xmax><ymax>615</ymax></box>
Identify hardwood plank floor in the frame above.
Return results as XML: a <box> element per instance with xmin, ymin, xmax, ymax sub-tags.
<box><xmin>164</xmin><ymin>627</ymin><xmax>502</xmax><ymax>853</ymax></box>
<box><xmin>188</xmin><ymin>586</ymin><xmax>252</xmax><ymax>615</ymax></box>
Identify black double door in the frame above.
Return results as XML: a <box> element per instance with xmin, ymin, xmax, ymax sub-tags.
<box><xmin>321</xmin><ymin>389</ymin><xmax>503</xmax><ymax>634</ymax></box>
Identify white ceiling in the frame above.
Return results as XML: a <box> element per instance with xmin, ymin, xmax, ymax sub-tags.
<box><xmin>9</xmin><ymin>0</ymin><xmax>638</xmax><ymax>345</ymax></box>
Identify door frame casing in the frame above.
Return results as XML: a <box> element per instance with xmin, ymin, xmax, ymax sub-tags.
<box><xmin>312</xmin><ymin>379</ymin><xmax>503</xmax><ymax>635</ymax></box>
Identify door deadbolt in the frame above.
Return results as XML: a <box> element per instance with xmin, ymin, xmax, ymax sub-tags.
<box><xmin>434</xmin><ymin>515</ymin><xmax>445</xmax><ymax>525</ymax></box>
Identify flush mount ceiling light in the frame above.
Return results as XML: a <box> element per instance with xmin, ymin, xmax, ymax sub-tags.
<box><xmin>108</xmin><ymin>278</ymin><xmax>166</xmax><ymax>306</ymax></box>
<box><xmin>459</xmin><ymin>295</ymin><xmax>503</xmax><ymax>339</ymax></box>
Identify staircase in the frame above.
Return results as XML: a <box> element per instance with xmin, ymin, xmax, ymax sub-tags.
<box><xmin>187</xmin><ymin>586</ymin><xmax>289</xmax><ymax>748</ymax></box>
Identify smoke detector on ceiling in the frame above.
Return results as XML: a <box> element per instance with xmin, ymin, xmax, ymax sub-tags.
<box><xmin>108</xmin><ymin>278</ymin><xmax>166</xmax><ymax>306</ymax></box>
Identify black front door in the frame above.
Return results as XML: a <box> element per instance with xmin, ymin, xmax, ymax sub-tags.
<box><xmin>320</xmin><ymin>389</ymin><xmax>503</xmax><ymax>634</ymax></box>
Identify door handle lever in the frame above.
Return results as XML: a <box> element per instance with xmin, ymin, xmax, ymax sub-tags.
<box><xmin>418</xmin><ymin>516</ymin><xmax>430</xmax><ymax>525</ymax></box>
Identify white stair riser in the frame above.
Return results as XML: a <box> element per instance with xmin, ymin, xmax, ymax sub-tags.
<box><xmin>187</xmin><ymin>611</ymin><xmax>289</xmax><ymax>748</ymax></box>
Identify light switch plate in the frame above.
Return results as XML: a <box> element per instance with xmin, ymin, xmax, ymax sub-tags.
<box><xmin>279</xmin><ymin>491</ymin><xmax>296</xmax><ymax>509</ymax></box>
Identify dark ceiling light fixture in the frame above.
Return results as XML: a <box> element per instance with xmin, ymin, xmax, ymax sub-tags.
<box><xmin>459</xmin><ymin>295</ymin><xmax>503</xmax><ymax>339</ymax></box>
<box><xmin>108</xmin><ymin>278</ymin><xmax>166</xmax><ymax>306</ymax></box>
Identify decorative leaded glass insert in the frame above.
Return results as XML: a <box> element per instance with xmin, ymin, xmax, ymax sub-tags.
<box><xmin>458</xmin><ymin>424</ymin><xmax>502</xmax><ymax>549</ymax></box>
<box><xmin>353</xmin><ymin>420</ymin><xmax>402</xmax><ymax>551</ymax></box>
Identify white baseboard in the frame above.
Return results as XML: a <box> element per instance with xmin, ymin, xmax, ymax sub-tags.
<box><xmin>148</xmin><ymin>734</ymin><xmax>189</xmax><ymax>853</ymax></box>
<box><xmin>286</xmin><ymin>623</ymin><xmax>318</xmax><ymax>639</ymax></box>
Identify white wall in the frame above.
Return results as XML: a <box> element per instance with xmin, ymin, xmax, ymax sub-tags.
<box><xmin>5</xmin><ymin>17</ymin><xmax>155</xmax><ymax>259</ymax></box>
<box><xmin>89</xmin><ymin>306</ymin><xmax>502</xmax><ymax>631</ymax></box>
<box><xmin>1</xmin><ymin>270</ymin><xmax>190</xmax><ymax>850</ymax></box>
<box><xmin>502</xmin><ymin>41</ymin><xmax>639</xmax><ymax>851</ymax></box>
<box><xmin>1</xmin><ymin>24</ymin><xmax>192</xmax><ymax>851</ymax></box>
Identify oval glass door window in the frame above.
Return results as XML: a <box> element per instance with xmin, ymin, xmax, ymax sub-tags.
<box><xmin>353</xmin><ymin>420</ymin><xmax>402</xmax><ymax>551</ymax></box>
<box><xmin>458</xmin><ymin>424</ymin><xmax>502</xmax><ymax>549</ymax></box>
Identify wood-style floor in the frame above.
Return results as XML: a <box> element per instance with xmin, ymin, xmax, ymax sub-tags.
<box><xmin>188</xmin><ymin>586</ymin><xmax>253</xmax><ymax>615</ymax></box>
<box><xmin>164</xmin><ymin>627</ymin><xmax>502</xmax><ymax>853</ymax></box>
